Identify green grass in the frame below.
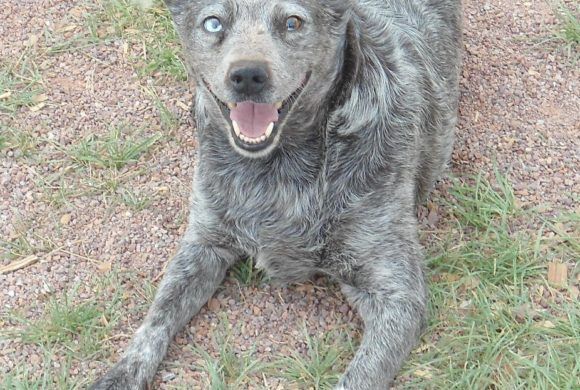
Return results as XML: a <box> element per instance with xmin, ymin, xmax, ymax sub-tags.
<box><xmin>4</xmin><ymin>282</ymin><xmax>122</xmax><ymax>359</ymax></box>
<box><xmin>1</xmin><ymin>354</ymin><xmax>84</xmax><ymax>390</ymax></box>
<box><xmin>552</xmin><ymin>2</ymin><xmax>579</xmax><ymax>60</ymax></box>
<box><xmin>61</xmin><ymin>124</ymin><xmax>161</xmax><ymax>199</ymax></box>
<box><xmin>0</xmin><ymin>230</ymin><xmax>55</xmax><ymax>262</ymax></box>
<box><xmin>42</xmin><ymin>0</ymin><xmax>186</xmax><ymax>80</ymax></box>
<box><xmin>83</xmin><ymin>0</ymin><xmax>186</xmax><ymax>80</ymax></box>
<box><xmin>230</xmin><ymin>257</ymin><xmax>266</xmax><ymax>287</ymax></box>
<box><xmin>275</xmin><ymin>327</ymin><xmax>354</xmax><ymax>389</ymax></box>
<box><xmin>191</xmin><ymin>315</ymin><xmax>269</xmax><ymax>389</ymax></box>
<box><xmin>143</xmin><ymin>85</ymin><xmax>179</xmax><ymax>131</ymax></box>
<box><xmin>0</xmin><ymin>54</ymin><xmax>44</xmax><ymax>114</ymax></box>
<box><xmin>0</xmin><ymin>274</ymin><xmax>126</xmax><ymax>389</ymax></box>
<box><xmin>119</xmin><ymin>187</ymin><xmax>152</xmax><ymax>210</ymax></box>
<box><xmin>0</xmin><ymin>127</ymin><xmax>39</xmax><ymax>156</ymax></box>
<box><xmin>69</xmin><ymin>124</ymin><xmax>161</xmax><ymax>170</ymax></box>
<box><xmin>396</xmin><ymin>170</ymin><xmax>580</xmax><ymax>388</ymax></box>
<box><xmin>22</xmin><ymin>124</ymin><xmax>161</xmax><ymax>206</ymax></box>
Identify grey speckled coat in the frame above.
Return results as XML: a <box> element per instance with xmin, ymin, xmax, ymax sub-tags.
<box><xmin>91</xmin><ymin>0</ymin><xmax>462</xmax><ymax>388</ymax></box>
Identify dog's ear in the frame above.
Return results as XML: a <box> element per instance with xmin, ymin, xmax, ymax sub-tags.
<box><xmin>329</xmin><ymin>12</ymin><xmax>396</xmax><ymax>136</ymax></box>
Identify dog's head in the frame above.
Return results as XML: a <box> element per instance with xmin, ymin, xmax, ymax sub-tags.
<box><xmin>165</xmin><ymin>0</ymin><xmax>351</xmax><ymax>157</ymax></box>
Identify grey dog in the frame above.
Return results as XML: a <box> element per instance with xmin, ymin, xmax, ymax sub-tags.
<box><xmin>91</xmin><ymin>0</ymin><xmax>461</xmax><ymax>388</ymax></box>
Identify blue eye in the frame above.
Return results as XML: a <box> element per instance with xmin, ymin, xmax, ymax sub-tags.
<box><xmin>286</xmin><ymin>16</ymin><xmax>303</xmax><ymax>32</ymax></box>
<box><xmin>203</xmin><ymin>17</ymin><xmax>223</xmax><ymax>33</ymax></box>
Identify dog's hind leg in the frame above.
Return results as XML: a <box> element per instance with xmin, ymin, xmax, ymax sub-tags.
<box><xmin>90</xmin><ymin>242</ymin><xmax>238</xmax><ymax>390</ymax></box>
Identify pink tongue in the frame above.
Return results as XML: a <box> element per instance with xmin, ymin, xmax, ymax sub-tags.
<box><xmin>230</xmin><ymin>101</ymin><xmax>279</xmax><ymax>138</ymax></box>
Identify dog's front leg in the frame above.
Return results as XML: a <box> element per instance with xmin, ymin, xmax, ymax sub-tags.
<box><xmin>91</xmin><ymin>242</ymin><xmax>237</xmax><ymax>390</ymax></box>
<box><xmin>336</xmin><ymin>256</ymin><xmax>427</xmax><ymax>390</ymax></box>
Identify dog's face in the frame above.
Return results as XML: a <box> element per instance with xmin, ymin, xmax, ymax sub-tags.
<box><xmin>166</xmin><ymin>0</ymin><xmax>349</xmax><ymax>157</ymax></box>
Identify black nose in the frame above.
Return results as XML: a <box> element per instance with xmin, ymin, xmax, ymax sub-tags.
<box><xmin>228</xmin><ymin>62</ymin><xmax>270</xmax><ymax>95</ymax></box>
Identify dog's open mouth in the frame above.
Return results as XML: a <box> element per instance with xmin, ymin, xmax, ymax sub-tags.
<box><xmin>204</xmin><ymin>73</ymin><xmax>310</xmax><ymax>152</ymax></box>
<box><xmin>229</xmin><ymin>101</ymin><xmax>280</xmax><ymax>146</ymax></box>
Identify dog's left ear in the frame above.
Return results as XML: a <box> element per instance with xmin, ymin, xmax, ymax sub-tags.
<box><xmin>329</xmin><ymin>10</ymin><xmax>394</xmax><ymax>136</ymax></box>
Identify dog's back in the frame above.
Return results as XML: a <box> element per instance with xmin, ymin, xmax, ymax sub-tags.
<box><xmin>339</xmin><ymin>0</ymin><xmax>462</xmax><ymax>204</ymax></box>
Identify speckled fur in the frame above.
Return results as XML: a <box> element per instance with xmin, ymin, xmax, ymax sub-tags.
<box><xmin>91</xmin><ymin>1</ymin><xmax>462</xmax><ymax>389</ymax></box>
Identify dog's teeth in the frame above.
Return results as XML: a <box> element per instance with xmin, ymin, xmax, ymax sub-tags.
<box><xmin>265</xmin><ymin>122</ymin><xmax>274</xmax><ymax>138</ymax></box>
<box><xmin>227</xmin><ymin>102</ymin><xmax>237</xmax><ymax>110</ymax></box>
<box><xmin>232</xmin><ymin>120</ymin><xmax>241</xmax><ymax>136</ymax></box>
<box><xmin>275</xmin><ymin>101</ymin><xmax>283</xmax><ymax>109</ymax></box>
<box><xmin>237</xmin><ymin>130</ymin><xmax>269</xmax><ymax>144</ymax></box>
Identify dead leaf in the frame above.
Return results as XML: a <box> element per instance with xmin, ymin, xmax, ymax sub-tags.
<box><xmin>100</xmin><ymin>315</ymin><xmax>109</xmax><ymax>326</ymax></box>
<box><xmin>30</xmin><ymin>102</ymin><xmax>46</xmax><ymax>112</ymax></box>
<box><xmin>0</xmin><ymin>91</ymin><xmax>12</xmax><ymax>100</ymax></box>
<box><xmin>208</xmin><ymin>298</ymin><xmax>220</xmax><ymax>311</ymax></box>
<box><xmin>414</xmin><ymin>369</ymin><xmax>433</xmax><ymax>379</ymax></box>
<box><xmin>295</xmin><ymin>283</ymin><xmax>314</xmax><ymax>293</ymax></box>
<box><xmin>462</xmin><ymin>275</ymin><xmax>480</xmax><ymax>289</ymax></box>
<box><xmin>426</xmin><ymin>201</ymin><xmax>438</xmax><ymax>212</ymax></box>
<box><xmin>553</xmin><ymin>222</ymin><xmax>566</xmax><ymax>233</ymax></box>
<box><xmin>60</xmin><ymin>213</ymin><xmax>71</xmax><ymax>225</ymax></box>
<box><xmin>540</xmin><ymin>320</ymin><xmax>556</xmax><ymax>329</ymax></box>
<box><xmin>97</xmin><ymin>261</ymin><xmax>112</xmax><ymax>274</ymax></box>
<box><xmin>68</xmin><ymin>7</ymin><xmax>85</xmax><ymax>18</ymax></box>
<box><xmin>547</xmin><ymin>262</ymin><xmax>568</xmax><ymax>288</ymax></box>
<box><xmin>176</xmin><ymin>100</ymin><xmax>190</xmax><ymax>111</ymax></box>
<box><xmin>427</xmin><ymin>208</ymin><xmax>440</xmax><ymax>226</ymax></box>
<box><xmin>415</xmin><ymin>343</ymin><xmax>433</xmax><ymax>353</ymax></box>
<box><xmin>60</xmin><ymin>24</ymin><xmax>77</xmax><ymax>33</ymax></box>
<box><xmin>0</xmin><ymin>255</ymin><xmax>39</xmax><ymax>274</ymax></box>
<box><xmin>439</xmin><ymin>272</ymin><xmax>461</xmax><ymax>283</ymax></box>
<box><xmin>32</xmin><ymin>94</ymin><xmax>48</xmax><ymax>104</ymax></box>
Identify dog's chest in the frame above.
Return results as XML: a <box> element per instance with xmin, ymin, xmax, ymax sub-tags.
<box><xmin>224</xmin><ymin>181</ymin><xmax>327</xmax><ymax>281</ymax></box>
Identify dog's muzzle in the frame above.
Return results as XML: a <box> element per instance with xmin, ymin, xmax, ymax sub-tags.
<box><xmin>203</xmin><ymin>72</ymin><xmax>311</xmax><ymax>153</ymax></box>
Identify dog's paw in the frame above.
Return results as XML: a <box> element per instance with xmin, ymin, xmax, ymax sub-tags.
<box><xmin>90</xmin><ymin>359</ymin><xmax>145</xmax><ymax>390</ymax></box>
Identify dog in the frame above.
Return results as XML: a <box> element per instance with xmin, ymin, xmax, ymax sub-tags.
<box><xmin>91</xmin><ymin>0</ymin><xmax>461</xmax><ymax>388</ymax></box>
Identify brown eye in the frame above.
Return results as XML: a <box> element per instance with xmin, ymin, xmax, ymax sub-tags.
<box><xmin>286</xmin><ymin>16</ymin><xmax>303</xmax><ymax>31</ymax></box>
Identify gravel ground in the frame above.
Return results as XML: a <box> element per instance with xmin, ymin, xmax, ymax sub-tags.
<box><xmin>1</xmin><ymin>0</ymin><xmax>578</xmax><ymax>388</ymax></box>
